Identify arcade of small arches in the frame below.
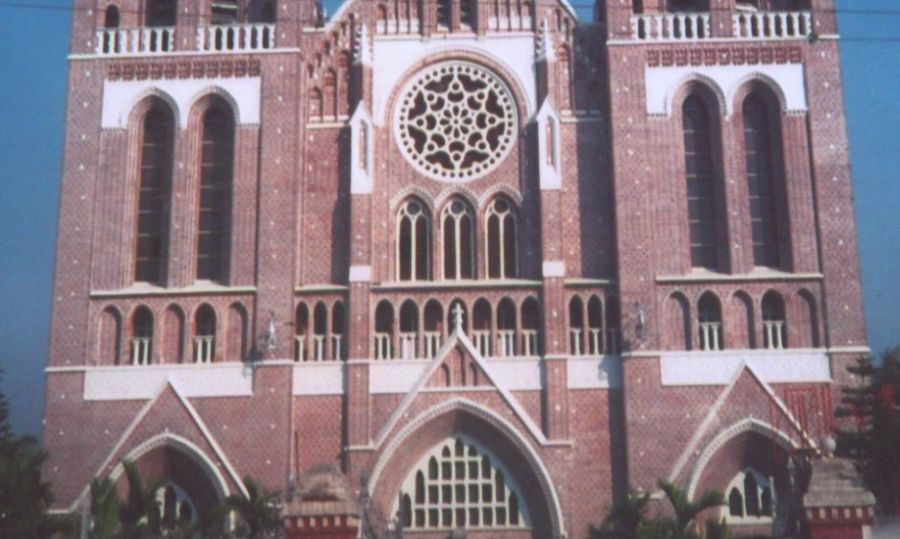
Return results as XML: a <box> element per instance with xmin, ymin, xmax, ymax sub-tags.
<box><xmin>95</xmin><ymin>301</ymin><xmax>250</xmax><ymax>366</ymax></box>
<box><xmin>663</xmin><ymin>288</ymin><xmax>821</xmax><ymax>353</ymax></box>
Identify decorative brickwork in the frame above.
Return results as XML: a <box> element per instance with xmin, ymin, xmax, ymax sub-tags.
<box><xmin>44</xmin><ymin>1</ymin><xmax>869</xmax><ymax>538</ymax></box>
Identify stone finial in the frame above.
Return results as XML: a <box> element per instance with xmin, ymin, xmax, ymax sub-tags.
<box><xmin>354</xmin><ymin>24</ymin><xmax>372</xmax><ymax>66</ymax></box>
<box><xmin>537</xmin><ymin>20</ymin><xmax>555</xmax><ymax>62</ymax></box>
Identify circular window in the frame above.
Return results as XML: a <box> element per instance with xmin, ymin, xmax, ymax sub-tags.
<box><xmin>395</xmin><ymin>62</ymin><xmax>518</xmax><ymax>182</ymax></box>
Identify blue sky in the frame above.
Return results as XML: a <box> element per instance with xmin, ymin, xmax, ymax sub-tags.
<box><xmin>0</xmin><ymin>0</ymin><xmax>897</xmax><ymax>439</ymax></box>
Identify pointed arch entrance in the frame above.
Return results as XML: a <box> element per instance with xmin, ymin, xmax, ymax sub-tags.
<box><xmin>109</xmin><ymin>433</ymin><xmax>232</xmax><ymax>525</ymax></box>
<box><xmin>368</xmin><ymin>399</ymin><xmax>565</xmax><ymax>538</ymax></box>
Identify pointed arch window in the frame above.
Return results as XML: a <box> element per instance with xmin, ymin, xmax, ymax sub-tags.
<box><xmin>682</xmin><ymin>95</ymin><xmax>722</xmax><ymax>270</ymax></box>
<box><xmin>442</xmin><ymin>199</ymin><xmax>475</xmax><ymax>280</ymax></box>
<box><xmin>726</xmin><ymin>468</ymin><xmax>774</xmax><ymax>522</ymax></box>
<box><xmin>762</xmin><ymin>291</ymin><xmax>786</xmax><ymax>350</ymax></box>
<box><xmin>135</xmin><ymin>106</ymin><xmax>174</xmax><ymax>285</ymax></box>
<box><xmin>374</xmin><ymin>301</ymin><xmax>395</xmax><ymax>359</ymax></box>
<box><xmin>743</xmin><ymin>95</ymin><xmax>782</xmax><ymax>268</ymax></box>
<box><xmin>698</xmin><ymin>292</ymin><xmax>723</xmax><ymax>351</ymax></box>
<box><xmin>397</xmin><ymin>199</ymin><xmax>430</xmax><ymax>281</ymax></box>
<box><xmin>568</xmin><ymin>296</ymin><xmax>585</xmax><ymax>356</ymax></box>
<box><xmin>131</xmin><ymin>307</ymin><xmax>154</xmax><ymax>365</ymax></box>
<box><xmin>396</xmin><ymin>437</ymin><xmax>529</xmax><ymax>531</ymax></box>
<box><xmin>194</xmin><ymin>305</ymin><xmax>216</xmax><ymax>363</ymax></box>
<box><xmin>486</xmin><ymin>198</ymin><xmax>518</xmax><ymax>279</ymax></box>
<box><xmin>155</xmin><ymin>482</ymin><xmax>196</xmax><ymax>528</ymax></box>
<box><xmin>197</xmin><ymin>105</ymin><xmax>234</xmax><ymax>283</ymax></box>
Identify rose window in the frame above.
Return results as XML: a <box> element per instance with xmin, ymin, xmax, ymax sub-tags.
<box><xmin>395</xmin><ymin>62</ymin><xmax>517</xmax><ymax>182</ymax></box>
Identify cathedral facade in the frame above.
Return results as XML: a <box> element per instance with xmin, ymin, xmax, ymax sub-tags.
<box><xmin>43</xmin><ymin>0</ymin><xmax>869</xmax><ymax>537</ymax></box>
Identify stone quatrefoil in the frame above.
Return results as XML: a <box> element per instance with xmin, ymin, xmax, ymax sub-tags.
<box><xmin>397</xmin><ymin>62</ymin><xmax>517</xmax><ymax>182</ymax></box>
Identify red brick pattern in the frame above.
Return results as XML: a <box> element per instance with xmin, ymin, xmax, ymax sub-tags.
<box><xmin>44</xmin><ymin>2</ymin><xmax>868</xmax><ymax>538</ymax></box>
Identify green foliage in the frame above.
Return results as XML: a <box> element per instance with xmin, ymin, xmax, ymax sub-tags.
<box><xmin>0</xmin><ymin>366</ymin><xmax>68</xmax><ymax>538</ymax></box>
<box><xmin>88</xmin><ymin>477</ymin><xmax>120</xmax><ymax>539</ymax></box>
<box><xmin>835</xmin><ymin>349</ymin><xmax>900</xmax><ymax>514</ymax></box>
<box><xmin>224</xmin><ymin>477</ymin><xmax>282</xmax><ymax>539</ymax></box>
<box><xmin>118</xmin><ymin>459</ymin><xmax>164</xmax><ymax>538</ymax></box>
<box><xmin>590</xmin><ymin>480</ymin><xmax>726</xmax><ymax>539</ymax></box>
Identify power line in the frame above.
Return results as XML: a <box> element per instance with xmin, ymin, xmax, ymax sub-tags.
<box><xmin>0</xmin><ymin>0</ymin><xmax>898</xmax><ymax>43</ymax></box>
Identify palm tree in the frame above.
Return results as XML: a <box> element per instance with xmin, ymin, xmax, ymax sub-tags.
<box><xmin>118</xmin><ymin>459</ymin><xmax>163</xmax><ymax>538</ymax></box>
<box><xmin>591</xmin><ymin>480</ymin><xmax>726</xmax><ymax>539</ymax></box>
<box><xmin>590</xmin><ymin>489</ymin><xmax>651</xmax><ymax>538</ymax></box>
<box><xmin>658</xmin><ymin>479</ymin><xmax>725</xmax><ymax>537</ymax></box>
<box><xmin>0</xmin><ymin>365</ymin><xmax>67</xmax><ymax>538</ymax></box>
<box><xmin>88</xmin><ymin>477</ymin><xmax>120</xmax><ymax>539</ymax></box>
<box><xmin>224</xmin><ymin>476</ymin><xmax>282</xmax><ymax>539</ymax></box>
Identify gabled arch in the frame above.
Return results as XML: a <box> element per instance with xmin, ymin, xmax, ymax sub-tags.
<box><xmin>368</xmin><ymin>398</ymin><xmax>566</xmax><ymax>538</ymax></box>
<box><xmin>110</xmin><ymin>432</ymin><xmax>233</xmax><ymax>502</ymax></box>
<box><xmin>685</xmin><ymin>417</ymin><xmax>798</xmax><ymax>500</ymax></box>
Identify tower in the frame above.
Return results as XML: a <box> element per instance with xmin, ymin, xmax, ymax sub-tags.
<box><xmin>43</xmin><ymin>1</ymin><xmax>869</xmax><ymax>537</ymax></box>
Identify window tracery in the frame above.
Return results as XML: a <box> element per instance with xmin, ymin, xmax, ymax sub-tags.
<box><xmin>396</xmin><ymin>437</ymin><xmax>527</xmax><ymax>531</ymax></box>
<box><xmin>726</xmin><ymin>468</ymin><xmax>774</xmax><ymax>522</ymax></box>
<box><xmin>397</xmin><ymin>199</ymin><xmax>431</xmax><ymax>281</ymax></box>
<box><xmin>396</xmin><ymin>62</ymin><xmax>517</xmax><ymax>182</ymax></box>
<box><xmin>442</xmin><ymin>199</ymin><xmax>475</xmax><ymax>280</ymax></box>
<box><xmin>485</xmin><ymin>197</ymin><xmax>518</xmax><ymax>279</ymax></box>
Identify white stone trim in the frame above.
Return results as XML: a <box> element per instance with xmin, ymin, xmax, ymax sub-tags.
<box><xmin>567</xmin><ymin>356</ymin><xmax>622</xmax><ymax>389</ymax></box>
<box><xmin>659</xmin><ymin>349</ymin><xmax>831</xmax><ymax>386</ymax></box>
<box><xmin>536</xmin><ymin>99</ymin><xmax>562</xmax><ymax>190</ymax></box>
<box><xmin>685</xmin><ymin>418</ymin><xmax>797</xmax><ymax>500</ymax></box>
<box><xmin>393</xmin><ymin>61</ymin><xmax>518</xmax><ymax>183</ymax></box>
<box><xmin>66</xmin><ymin>381</ymin><xmax>246</xmax><ymax>513</ymax></box>
<box><xmin>369</xmin><ymin>358</ymin><xmax>545</xmax><ymax>394</ymax></box>
<box><xmin>109</xmin><ymin>432</ymin><xmax>233</xmax><ymax>501</ymax></box>
<box><xmin>350</xmin><ymin>103</ymin><xmax>374</xmax><ymax>194</ymax></box>
<box><xmin>369</xmin><ymin>398</ymin><xmax>566</xmax><ymax>538</ymax></box>
<box><xmin>668</xmin><ymin>363</ymin><xmax>816</xmax><ymax>489</ymax></box>
<box><xmin>102</xmin><ymin>77</ymin><xmax>261</xmax><ymax>129</ymax></box>
<box><xmin>348</xmin><ymin>265</ymin><xmax>372</xmax><ymax>283</ymax></box>
<box><xmin>373</xmin><ymin>36</ymin><xmax>537</xmax><ymax>126</ymax></box>
<box><xmin>82</xmin><ymin>363</ymin><xmax>254</xmax><ymax>401</ymax></box>
<box><xmin>645</xmin><ymin>63</ymin><xmax>806</xmax><ymax>117</ymax></box>
<box><xmin>542</xmin><ymin>261</ymin><xmax>566</xmax><ymax>278</ymax></box>
<box><xmin>392</xmin><ymin>434</ymin><xmax>532</xmax><ymax>530</ymax></box>
<box><xmin>292</xmin><ymin>362</ymin><xmax>344</xmax><ymax>395</ymax></box>
<box><xmin>373</xmin><ymin>328</ymin><xmax>548</xmax><ymax>449</ymax></box>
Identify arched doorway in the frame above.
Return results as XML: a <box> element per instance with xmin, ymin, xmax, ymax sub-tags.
<box><xmin>368</xmin><ymin>399</ymin><xmax>564</xmax><ymax>538</ymax></box>
<box><xmin>110</xmin><ymin>434</ymin><xmax>231</xmax><ymax>529</ymax></box>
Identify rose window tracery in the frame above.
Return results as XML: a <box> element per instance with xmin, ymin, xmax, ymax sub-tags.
<box><xmin>395</xmin><ymin>62</ymin><xmax>517</xmax><ymax>182</ymax></box>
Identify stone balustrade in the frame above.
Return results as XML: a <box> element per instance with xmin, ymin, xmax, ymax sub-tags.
<box><xmin>631</xmin><ymin>12</ymin><xmax>710</xmax><ymax>42</ymax></box>
<box><xmin>733</xmin><ymin>11</ymin><xmax>812</xmax><ymax>40</ymax></box>
<box><xmin>197</xmin><ymin>23</ymin><xmax>276</xmax><ymax>52</ymax></box>
<box><xmin>95</xmin><ymin>26</ymin><xmax>176</xmax><ymax>56</ymax></box>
